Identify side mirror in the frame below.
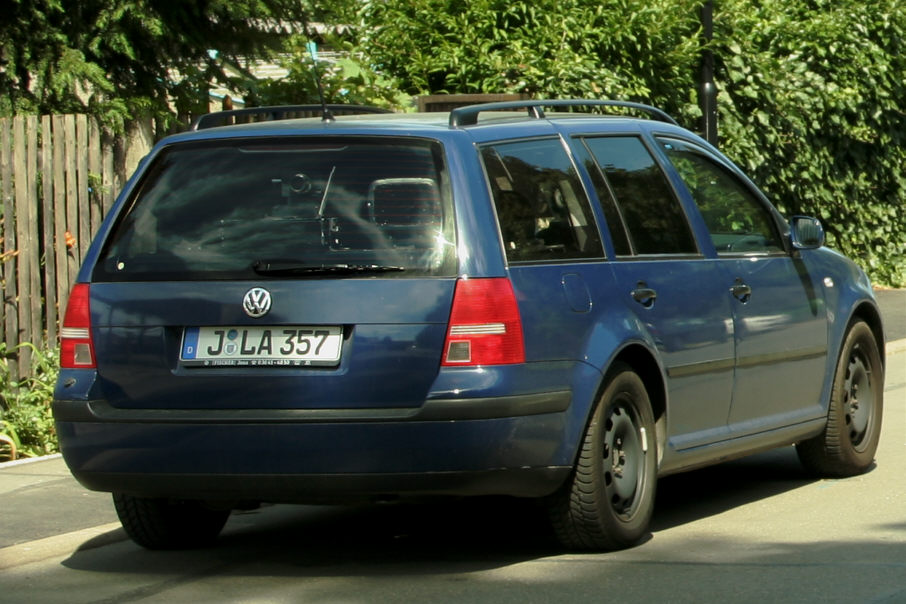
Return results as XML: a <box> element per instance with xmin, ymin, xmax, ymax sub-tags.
<box><xmin>790</xmin><ymin>216</ymin><xmax>825</xmax><ymax>250</ymax></box>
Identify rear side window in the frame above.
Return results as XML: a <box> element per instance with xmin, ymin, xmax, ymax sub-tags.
<box><xmin>582</xmin><ymin>136</ymin><xmax>697</xmax><ymax>256</ymax></box>
<box><xmin>481</xmin><ymin>138</ymin><xmax>603</xmax><ymax>263</ymax></box>
<box><xmin>95</xmin><ymin>137</ymin><xmax>456</xmax><ymax>280</ymax></box>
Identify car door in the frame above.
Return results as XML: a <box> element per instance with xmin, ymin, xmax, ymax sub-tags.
<box><xmin>578</xmin><ymin>135</ymin><xmax>737</xmax><ymax>451</ymax></box>
<box><xmin>655</xmin><ymin>136</ymin><xmax>829</xmax><ymax>434</ymax></box>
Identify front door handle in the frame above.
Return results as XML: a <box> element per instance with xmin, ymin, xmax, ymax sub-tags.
<box><xmin>730</xmin><ymin>279</ymin><xmax>752</xmax><ymax>303</ymax></box>
<box><xmin>631</xmin><ymin>282</ymin><xmax>657</xmax><ymax>308</ymax></box>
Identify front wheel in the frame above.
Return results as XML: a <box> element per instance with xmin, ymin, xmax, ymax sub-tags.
<box><xmin>796</xmin><ymin>320</ymin><xmax>883</xmax><ymax>477</ymax></box>
<box><xmin>113</xmin><ymin>493</ymin><xmax>231</xmax><ymax>550</ymax></box>
<box><xmin>547</xmin><ymin>365</ymin><xmax>657</xmax><ymax>551</ymax></box>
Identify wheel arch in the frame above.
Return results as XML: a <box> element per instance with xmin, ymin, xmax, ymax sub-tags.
<box><xmin>847</xmin><ymin>301</ymin><xmax>885</xmax><ymax>369</ymax></box>
<box><xmin>598</xmin><ymin>343</ymin><xmax>667</xmax><ymax>466</ymax></box>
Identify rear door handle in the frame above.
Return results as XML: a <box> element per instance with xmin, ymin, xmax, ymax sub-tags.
<box><xmin>631</xmin><ymin>282</ymin><xmax>657</xmax><ymax>308</ymax></box>
<box><xmin>730</xmin><ymin>279</ymin><xmax>752</xmax><ymax>303</ymax></box>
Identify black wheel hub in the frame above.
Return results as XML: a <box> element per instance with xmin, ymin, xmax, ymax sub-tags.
<box><xmin>844</xmin><ymin>344</ymin><xmax>874</xmax><ymax>450</ymax></box>
<box><xmin>603</xmin><ymin>404</ymin><xmax>644</xmax><ymax>516</ymax></box>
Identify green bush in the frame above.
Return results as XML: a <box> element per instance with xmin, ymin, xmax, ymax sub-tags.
<box><xmin>358</xmin><ymin>0</ymin><xmax>704</xmax><ymax>119</ymax></box>
<box><xmin>714</xmin><ymin>0</ymin><xmax>906</xmax><ymax>286</ymax></box>
<box><xmin>355</xmin><ymin>0</ymin><xmax>906</xmax><ymax>286</ymax></box>
<box><xmin>252</xmin><ymin>34</ymin><xmax>410</xmax><ymax>110</ymax></box>
<box><xmin>0</xmin><ymin>343</ymin><xmax>60</xmax><ymax>461</ymax></box>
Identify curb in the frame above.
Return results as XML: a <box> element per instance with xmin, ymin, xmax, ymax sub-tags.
<box><xmin>887</xmin><ymin>338</ymin><xmax>906</xmax><ymax>357</ymax></box>
<box><xmin>0</xmin><ymin>522</ymin><xmax>126</xmax><ymax>570</ymax></box>
<box><xmin>0</xmin><ymin>453</ymin><xmax>62</xmax><ymax>469</ymax></box>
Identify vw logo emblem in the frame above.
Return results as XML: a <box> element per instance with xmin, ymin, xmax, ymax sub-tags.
<box><xmin>243</xmin><ymin>287</ymin><xmax>272</xmax><ymax>318</ymax></box>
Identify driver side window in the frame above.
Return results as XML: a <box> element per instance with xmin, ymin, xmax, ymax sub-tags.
<box><xmin>657</xmin><ymin>138</ymin><xmax>783</xmax><ymax>255</ymax></box>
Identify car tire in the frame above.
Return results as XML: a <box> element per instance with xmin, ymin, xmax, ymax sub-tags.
<box><xmin>547</xmin><ymin>364</ymin><xmax>657</xmax><ymax>551</ymax></box>
<box><xmin>796</xmin><ymin>320</ymin><xmax>883</xmax><ymax>477</ymax></box>
<box><xmin>113</xmin><ymin>493</ymin><xmax>231</xmax><ymax>550</ymax></box>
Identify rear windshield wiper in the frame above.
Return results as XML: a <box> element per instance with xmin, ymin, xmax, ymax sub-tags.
<box><xmin>252</xmin><ymin>261</ymin><xmax>406</xmax><ymax>276</ymax></box>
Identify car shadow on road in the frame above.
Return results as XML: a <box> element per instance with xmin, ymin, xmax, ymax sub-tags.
<box><xmin>61</xmin><ymin>446</ymin><xmax>845</xmax><ymax>576</ymax></box>
<box><xmin>650</xmin><ymin>445</ymin><xmax>822</xmax><ymax>532</ymax></box>
<box><xmin>63</xmin><ymin>497</ymin><xmax>560</xmax><ymax>576</ymax></box>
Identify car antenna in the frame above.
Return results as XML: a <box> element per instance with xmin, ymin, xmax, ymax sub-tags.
<box><xmin>305</xmin><ymin>33</ymin><xmax>335</xmax><ymax>123</ymax></box>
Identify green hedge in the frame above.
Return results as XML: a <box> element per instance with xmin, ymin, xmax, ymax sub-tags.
<box><xmin>357</xmin><ymin>0</ymin><xmax>906</xmax><ymax>285</ymax></box>
<box><xmin>0</xmin><ymin>344</ymin><xmax>60</xmax><ymax>461</ymax></box>
<box><xmin>716</xmin><ymin>0</ymin><xmax>906</xmax><ymax>286</ymax></box>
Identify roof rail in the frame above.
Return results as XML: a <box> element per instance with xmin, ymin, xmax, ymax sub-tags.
<box><xmin>191</xmin><ymin>104</ymin><xmax>393</xmax><ymax>131</ymax></box>
<box><xmin>448</xmin><ymin>99</ymin><xmax>678</xmax><ymax>128</ymax></box>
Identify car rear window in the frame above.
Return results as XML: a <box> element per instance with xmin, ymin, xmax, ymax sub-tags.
<box><xmin>94</xmin><ymin>137</ymin><xmax>456</xmax><ymax>281</ymax></box>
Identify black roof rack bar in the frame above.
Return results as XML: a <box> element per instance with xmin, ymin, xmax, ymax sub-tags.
<box><xmin>191</xmin><ymin>104</ymin><xmax>393</xmax><ymax>131</ymax></box>
<box><xmin>449</xmin><ymin>99</ymin><xmax>678</xmax><ymax>128</ymax></box>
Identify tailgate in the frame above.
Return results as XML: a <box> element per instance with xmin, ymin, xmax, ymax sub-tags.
<box><xmin>90</xmin><ymin>279</ymin><xmax>455</xmax><ymax>411</ymax></box>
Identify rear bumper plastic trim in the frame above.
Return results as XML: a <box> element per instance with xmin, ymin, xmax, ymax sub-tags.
<box><xmin>53</xmin><ymin>390</ymin><xmax>571</xmax><ymax>424</ymax></box>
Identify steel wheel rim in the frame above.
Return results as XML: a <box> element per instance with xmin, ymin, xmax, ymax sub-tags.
<box><xmin>843</xmin><ymin>346</ymin><xmax>875</xmax><ymax>449</ymax></box>
<box><xmin>844</xmin><ymin>344</ymin><xmax>874</xmax><ymax>451</ymax></box>
<box><xmin>602</xmin><ymin>401</ymin><xmax>644</xmax><ymax>518</ymax></box>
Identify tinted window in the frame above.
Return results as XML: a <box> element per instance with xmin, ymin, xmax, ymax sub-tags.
<box><xmin>583</xmin><ymin>136</ymin><xmax>697</xmax><ymax>255</ymax></box>
<box><xmin>95</xmin><ymin>137</ymin><xmax>456</xmax><ymax>280</ymax></box>
<box><xmin>657</xmin><ymin>138</ymin><xmax>783</xmax><ymax>255</ymax></box>
<box><xmin>481</xmin><ymin>138</ymin><xmax>603</xmax><ymax>263</ymax></box>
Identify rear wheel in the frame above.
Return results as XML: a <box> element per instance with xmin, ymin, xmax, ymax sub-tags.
<box><xmin>796</xmin><ymin>320</ymin><xmax>883</xmax><ymax>476</ymax></box>
<box><xmin>113</xmin><ymin>493</ymin><xmax>230</xmax><ymax>550</ymax></box>
<box><xmin>547</xmin><ymin>365</ymin><xmax>657</xmax><ymax>551</ymax></box>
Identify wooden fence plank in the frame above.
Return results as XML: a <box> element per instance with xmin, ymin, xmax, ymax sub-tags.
<box><xmin>76</xmin><ymin>115</ymin><xmax>90</xmax><ymax>263</ymax></box>
<box><xmin>1</xmin><ymin>118</ymin><xmax>18</xmax><ymax>379</ymax></box>
<box><xmin>64</xmin><ymin>116</ymin><xmax>79</xmax><ymax>288</ymax></box>
<box><xmin>41</xmin><ymin>115</ymin><xmax>57</xmax><ymax>345</ymax></box>
<box><xmin>52</xmin><ymin>116</ymin><xmax>69</xmax><ymax>321</ymax></box>
<box><xmin>14</xmin><ymin>117</ymin><xmax>32</xmax><ymax>367</ymax></box>
<box><xmin>102</xmin><ymin>134</ymin><xmax>115</xmax><ymax>217</ymax></box>
<box><xmin>88</xmin><ymin>120</ymin><xmax>102</xmax><ymax>236</ymax></box>
<box><xmin>26</xmin><ymin>115</ymin><xmax>42</xmax><ymax>351</ymax></box>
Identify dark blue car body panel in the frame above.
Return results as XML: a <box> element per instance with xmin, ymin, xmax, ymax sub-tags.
<box><xmin>53</xmin><ymin>108</ymin><xmax>884</xmax><ymax>503</ymax></box>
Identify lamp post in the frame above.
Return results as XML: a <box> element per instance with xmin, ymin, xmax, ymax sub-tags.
<box><xmin>700</xmin><ymin>1</ymin><xmax>718</xmax><ymax>146</ymax></box>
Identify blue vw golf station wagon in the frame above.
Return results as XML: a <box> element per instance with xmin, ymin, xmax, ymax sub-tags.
<box><xmin>53</xmin><ymin>100</ymin><xmax>885</xmax><ymax>551</ymax></box>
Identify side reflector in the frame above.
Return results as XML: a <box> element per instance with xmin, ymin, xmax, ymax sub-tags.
<box><xmin>442</xmin><ymin>278</ymin><xmax>525</xmax><ymax>366</ymax></box>
<box><xmin>60</xmin><ymin>283</ymin><xmax>95</xmax><ymax>369</ymax></box>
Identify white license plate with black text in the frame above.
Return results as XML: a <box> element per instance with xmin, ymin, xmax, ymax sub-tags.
<box><xmin>181</xmin><ymin>326</ymin><xmax>343</xmax><ymax>367</ymax></box>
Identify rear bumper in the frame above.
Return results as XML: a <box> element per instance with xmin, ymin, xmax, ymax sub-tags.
<box><xmin>56</xmin><ymin>468</ymin><xmax>571</xmax><ymax>503</ymax></box>
<box><xmin>53</xmin><ymin>392</ymin><xmax>574</xmax><ymax>502</ymax></box>
<box><xmin>52</xmin><ymin>390</ymin><xmax>571</xmax><ymax>423</ymax></box>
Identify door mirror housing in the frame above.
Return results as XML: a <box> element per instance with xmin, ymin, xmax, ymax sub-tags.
<box><xmin>790</xmin><ymin>216</ymin><xmax>825</xmax><ymax>250</ymax></box>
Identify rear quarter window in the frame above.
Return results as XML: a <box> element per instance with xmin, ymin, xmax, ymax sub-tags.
<box><xmin>95</xmin><ymin>137</ymin><xmax>456</xmax><ymax>280</ymax></box>
<box><xmin>481</xmin><ymin>138</ymin><xmax>604</xmax><ymax>263</ymax></box>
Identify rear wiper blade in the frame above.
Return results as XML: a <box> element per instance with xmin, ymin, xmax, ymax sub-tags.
<box><xmin>252</xmin><ymin>261</ymin><xmax>406</xmax><ymax>276</ymax></box>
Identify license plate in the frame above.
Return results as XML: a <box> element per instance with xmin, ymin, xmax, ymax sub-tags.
<box><xmin>180</xmin><ymin>326</ymin><xmax>342</xmax><ymax>367</ymax></box>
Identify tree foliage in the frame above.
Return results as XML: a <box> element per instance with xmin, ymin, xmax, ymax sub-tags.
<box><xmin>252</xmin><ymin>34</ymin><xmax>408</xmax><ymax>110</ymax></box>
<box><xmin>2</xmin><ymin>0</ymin><xmax>903</xmax><ymax>284</ymax></box>
<box><xmin>356</xmin><ymin>0</ymin><xmax>906</xmax><ymax>285</ymax></box>
<box><xmin>359</xmin><ymin>0</ymin><xmax>704</xmax><ymax>119</ymax></box>
<box><xmin>0</xmin><ymin>0</ymin><xmax>308</xmax><ymax>126</ymax></box>
<box><xmin>714</xmin><ymin>0</ymin><xmax>906</xmax><ymax>286</ymax></box>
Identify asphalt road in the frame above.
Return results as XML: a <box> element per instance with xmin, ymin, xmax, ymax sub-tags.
<box><xmin>0</xmin><ymin>291</ymin><xmax>903</xmax><ymax>603</ymax></box>
<box><xmin>0</xmin><ymin>349</ymin><xmax>903</xmax><ymax>603</ymax></box>
<box><xmin>875</xmin><ymin>288</ymin><xmax>906</xmax><ymax>343</ymax></box>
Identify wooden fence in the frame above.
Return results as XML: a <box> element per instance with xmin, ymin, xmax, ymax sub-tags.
<box><xmin>0</xmin><ymin>114</ymin><xmax>154</xmax><ymax>379</ymax></box>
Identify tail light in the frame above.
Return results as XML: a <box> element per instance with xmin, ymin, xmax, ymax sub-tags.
<box><xmin>442</xmin><ymin>277</ymin><xmax>525</xmax><ymax>366</ymax></box>
<box><xmin>60</xmin><ymin>283</ymin><xmax>96</xmax><ymax>369</ymax></box>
